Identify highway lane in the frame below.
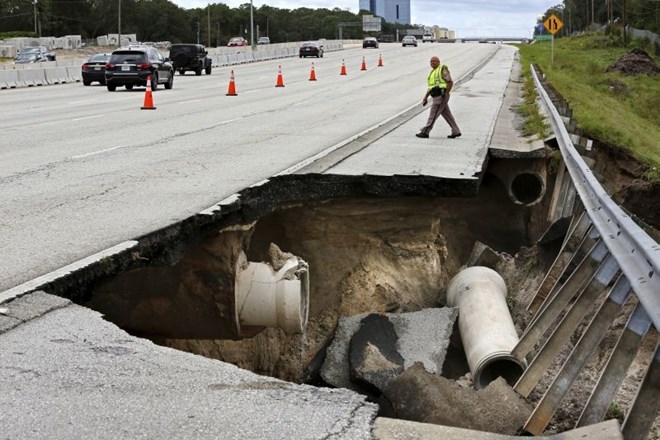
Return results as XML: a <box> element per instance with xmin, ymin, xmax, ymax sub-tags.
<box><xmin>0</xmin><ymin>42</ymin><xmax>500</xmax><ymax>292</ymax></box>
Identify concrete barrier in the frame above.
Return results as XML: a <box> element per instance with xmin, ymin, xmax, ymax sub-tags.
<box><xmin>43</xmin><ymin>68</ymin><xmax>58</xmax><ymax>85</ymax></box>
<box><xmin>66</xmin><ymin>65</ymin><xmax>81</xmax><ymax>82</ymax></box>
<box><xmin>45</xmin><ymin>67</ymin><xmax>68</xmax><ymax>84</ymax></box>
<box><xmin>0</xmin><ymin>71</ymin><xmax>10</xmax><ymax>88</ymax></box>
<box><xmin>18</xmin><ymin>68</ymin><xmax>46</xmax><ymax>86</ymax></box>
<box><xmin>2</xmin><ymin>70</ymin><xmax>19</xmax><ymax>88</ymax></box>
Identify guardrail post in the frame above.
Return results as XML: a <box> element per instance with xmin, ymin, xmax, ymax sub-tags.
<box><xmin>527</xmin><ymin>211</ymin><xmax>592</xmax><ymax>314</ymax></box>
<box><xmin>514</xmin><ymin>238</ymin><xmax>607</xmax><ymax>361</ymax></box>
<box><xmin>521</xmin><ymin>275</ymin><xmax>631</xmax><ymax>435</ymax></box>
<box><xmin>515</xmin><ymin>253</ymin><xmax>619</xmax><ymax>399</ymax></box>
<box><xmin>576</xmin><ymin>304</ymin><xmax>653</xmax><ymax>427</ymax></box>
<box><xmin>621</xmin><ymin>342</ymin><xmax>659</xmax><ymax>440</ymax></box>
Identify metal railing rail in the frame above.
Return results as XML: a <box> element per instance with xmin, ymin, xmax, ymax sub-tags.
<box><xmin>531</xmin><ymin>66</ymin><xmax>660</xmax><ymax>330</ymax></box>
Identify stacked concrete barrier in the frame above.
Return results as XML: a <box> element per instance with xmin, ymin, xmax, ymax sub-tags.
<box><xmin>0</xmin><ymin>45</ymin><xmax>18</xmax><ymax>58</ymax></box>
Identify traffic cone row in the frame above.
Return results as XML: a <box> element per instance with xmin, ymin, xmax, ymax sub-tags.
<box><xmin>141</xmin><ymin>75</ymin><xmax>156</xmax><ymax>110</ymax></box>
<box><xmin>142</xmin><ymin>55</ymin><xmax>386</xmax><ymax>108</ymax></box>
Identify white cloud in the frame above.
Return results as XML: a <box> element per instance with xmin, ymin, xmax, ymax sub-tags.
<box><xmin>170</xmin><ymin>0</ymin><xmax>559</xmax><ymax>37</ymax></box>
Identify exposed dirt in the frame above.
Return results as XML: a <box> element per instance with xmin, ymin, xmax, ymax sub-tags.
<box><xmin>606</xmin><ymin>48</ymin><xmax>659</xmax><ymax>76</ymax></box>
<box><xmin>591</xmin><ymin>140</ymin><xmax>660</xmax><ymax>232</ymax></box>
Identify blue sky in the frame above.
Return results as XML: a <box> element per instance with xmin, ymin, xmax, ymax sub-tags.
<box><xmin>169</xmin><ymin>0</ymin><xmax>559</xmax><ymax>37</ymax></box>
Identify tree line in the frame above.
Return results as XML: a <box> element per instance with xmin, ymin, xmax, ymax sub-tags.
<box><xmin>0</xmin><ymin>0</ymin><xmax>417</xmax><ymax>46</ymax></box>
<box><xmin>538</xmin><ymin>0</ymin><xmax>659</xmax><ymax>37</ymax></box>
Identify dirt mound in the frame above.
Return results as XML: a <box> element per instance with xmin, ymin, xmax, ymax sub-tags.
<box><xmin>605</xmin><ymin>48</ymin><xmax>659</xmax><ymax>76</ymax></box>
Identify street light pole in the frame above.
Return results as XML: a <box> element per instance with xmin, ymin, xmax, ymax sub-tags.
<box><xmin>118</xmin><ymin>0</ymin><xmax>122</xmax><ymax>47</ymax></box>
<box><xmin>250</xmin><ymin>0</ymin><xmax>255</xmax><ymax>49</ymax></box>
<box><xmin>33</xmin><ymin>0</ymin><xmax>37</xmax><ymax>36</ymax></box>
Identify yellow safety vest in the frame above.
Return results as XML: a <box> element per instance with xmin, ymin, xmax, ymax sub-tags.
<box><xmin>427</xmin><ymin>65</ymin><xmax>447</xmax><ymax>90</ymax></box>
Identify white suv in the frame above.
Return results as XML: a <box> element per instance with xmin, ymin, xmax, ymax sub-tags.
<box><xmin>422</xmin><ymin>34</ymin><xmax>434</xmax><ymax>43</ymax></box>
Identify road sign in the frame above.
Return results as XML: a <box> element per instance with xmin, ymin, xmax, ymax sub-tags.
<box><xmin>543</xmin><ymin>14</ymin><xmax>563</xmax><ymax>35</ymax></box>
<box><xmin>534</xmin><ymin>35</ymin><xmax>552</xmax><ymax>41</ymax></box>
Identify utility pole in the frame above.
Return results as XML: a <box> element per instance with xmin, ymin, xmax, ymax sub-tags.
<box><xmin>33</xmin><ymin>0</ymin><xmax>37</xmax><ymax>36</ymax></box>
<box><xmin>196</xmin><ymin>21</ymin><xmax>200</xmax><ymax>44</ymax></box>
<box><xmin>250</xmin><ymin>0</ymin><xmax>255</xmax><ymax>49</ymax></box>
<box><xmin>118</xmin><ymin>0</ymin><xmax>122</xmax><ymax>47</ymax></box>
<box><xmin>207</xmin><ymin>5</ymin><xmax>211</xmax><ymax>47</ymax></box>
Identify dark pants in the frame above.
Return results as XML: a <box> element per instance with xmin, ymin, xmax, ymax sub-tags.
<box><xmin>420</xmin><ymin>94</ymin><xmax>461</xmax><ymax>136</ymax></box>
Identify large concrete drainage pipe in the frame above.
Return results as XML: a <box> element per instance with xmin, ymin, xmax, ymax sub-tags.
<box><xmin>489</xmin><ymin>159</ymin><xmax>547</xmax><ymax>207</ymax></box>
<box><xmin>235</xmin><ymin>250</ymin><xmax>309</xmax><ymax>334</ymax></box>
<box><xmin>447</xmin><ymin>266</ymin><xmax>526</xmax><ymax>389</ymax></box>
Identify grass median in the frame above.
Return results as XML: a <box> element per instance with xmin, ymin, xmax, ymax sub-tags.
<box><xmin>515</xmin><ymin>35</ymin><xmax>659</xmax><ymax>179</ymax></box>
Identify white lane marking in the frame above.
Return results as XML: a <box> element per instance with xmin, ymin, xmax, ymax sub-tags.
<box><xmin>70</xmin><ymin>146</ymin><xmax>126</xmax><ymax>159</ymax></box>
<box><xmin>180</xmin><ymin>99</ymin><xmax>202</xmax><ymax>104</ymax></box>
<box><xmin>69</xmin><ymin>100</ymin><xmax>97</xmax><ymax>105</ymax></box>
<box><xmin>72</xmin><ymin>114</ymin><xmax>105</xmax><ymax>122</ymax></box>
<box><xmin>69</xmin><ymin>117</ymin><xmax>243</xmax><ymax>160</ymax></box>
<box><xmin>219</xmin><ymin>117</ymin><xmax>243</xmax><ymax>125</ymax></box>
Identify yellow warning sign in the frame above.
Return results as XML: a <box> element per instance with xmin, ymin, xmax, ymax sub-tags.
<box><xmin>544</xmin><ymin>14</ymin><xmax>564</xmax><ymax>35</ymax></box>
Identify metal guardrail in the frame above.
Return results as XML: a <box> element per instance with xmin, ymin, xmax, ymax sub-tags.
<box><xmin>531</xmin><ymin>65</ymin><xmax>660</xmax><ymax>330</ymax></box>
<box><xmin>514</xmin><ymin>65</ymin><xmax>659</xmax><ymax>439</ymax></box>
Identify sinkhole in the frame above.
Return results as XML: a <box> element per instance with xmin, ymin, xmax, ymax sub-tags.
<box><xmin>80</xmin><ymin>157</ymin><xmax>554</xmax><ymax>434</ymax></box>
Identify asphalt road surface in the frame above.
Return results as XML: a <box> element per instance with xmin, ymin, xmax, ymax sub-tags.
<box><xmin>1</xmin><ymin>42</ymin><xmax>499</xmax><ymax>292</ymax></box>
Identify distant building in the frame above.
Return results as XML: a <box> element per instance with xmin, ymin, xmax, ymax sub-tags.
<box><xmin>359</xmin><ymin>0</ymin><xmax>411</xmax><ymax>25</ymax></box>
<box><xmin>430</xmin><ymin>25</ymin><xmax>456</xmax><ymax>40</ymax></box>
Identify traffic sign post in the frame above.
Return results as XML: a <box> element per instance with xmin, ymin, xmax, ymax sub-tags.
<box><xmin>543</xmin><ymin>14</ymin><xmax>564</xmax><ymax>64</ymax></box>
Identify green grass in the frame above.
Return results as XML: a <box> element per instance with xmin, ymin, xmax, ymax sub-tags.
<box><xmin>514</xmin><ymin>34</ymin><xmax>660</xmax><ymax>180</ymax></box>
<box><xmin>517</xmin><ymin>63</ymin><xmax>551</xmax><ymax>140</ymax></box>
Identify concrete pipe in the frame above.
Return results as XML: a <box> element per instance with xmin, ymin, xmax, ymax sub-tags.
<box><xmin>489</xmin><ymin>158</ymin><xmax>547</xmax><ymax>207</ymax></box>
<box><xmin>446</xmin><ymin>266</ymin><xmax>526</xmax><ymax>389</ymax></box>
<box><xmin>235</xmin><ymin>251</ymin><xmax>309</xmax><ymax>334</ymax></box>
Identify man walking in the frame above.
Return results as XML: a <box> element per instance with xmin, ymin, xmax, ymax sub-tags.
<box><xmin>416</xmin><ymin>56</ymin><xmax>461</xmax><ymax>139</ymax></box>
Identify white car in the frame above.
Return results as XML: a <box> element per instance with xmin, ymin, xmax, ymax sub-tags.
<box><xmin>422</xmin><ymin>34</ymin><xmax>434</xmax><ymax>43</ymax></box>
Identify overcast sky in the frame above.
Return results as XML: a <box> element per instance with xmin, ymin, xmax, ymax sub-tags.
<box><xmin>169</xmin><ymin>0</ymin><xmax>558</xmax><ymax>37</ymax></box>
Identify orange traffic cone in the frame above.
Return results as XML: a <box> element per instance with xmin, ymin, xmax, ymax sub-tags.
<box><xmin>361</xmin><ymin>56</ymin><xmax>367</xmax><ymax>71</ymax></box>
<box><xmin>309</xmin><ymin>62</ymin><xmax>317</xmax><ymax>81</ymax></box>
<box><xmin>275</xmin><ymin>65</ymin><xmax>285</xmax><ymax>87</ymax></box>
<box><xmin>340</xmin><ymin>59</ymin><xmax>347</xmax><ymax>76</ymax></box>
<box><xmin>141</xmin><ymin>75</ymin><xmax>156</xmax><ymax>110</ymax></box>
<box><xmin>378</xmin><ymin>54</ymin><xmax>384</xmax><ymax>67</ymax></box>
<box><xmin>226</xmin><ymin>70</ymin><xmax>237</xmax><ymax>96</ymax></box>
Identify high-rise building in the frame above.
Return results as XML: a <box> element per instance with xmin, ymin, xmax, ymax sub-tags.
<box><xmin>359</xmin><ymin>0</ymin><xmax>411</xmax><ymax>25</ymax></box>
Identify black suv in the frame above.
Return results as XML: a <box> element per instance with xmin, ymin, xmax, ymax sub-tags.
<box><xmin>169</xmin><ymin>44</ymin><xmax>212</xmax><ymax>75</ymax></box>
<box><xmin>105</xmin><ymin>46</ymin><xmax>174</xmax><ymax>91</ymax></box>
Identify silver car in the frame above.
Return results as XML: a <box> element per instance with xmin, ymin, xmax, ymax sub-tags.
<box><xmin>402</xmin><ymin>36</ymin><xmax>418</xmax><ymax>47</ymax></box>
